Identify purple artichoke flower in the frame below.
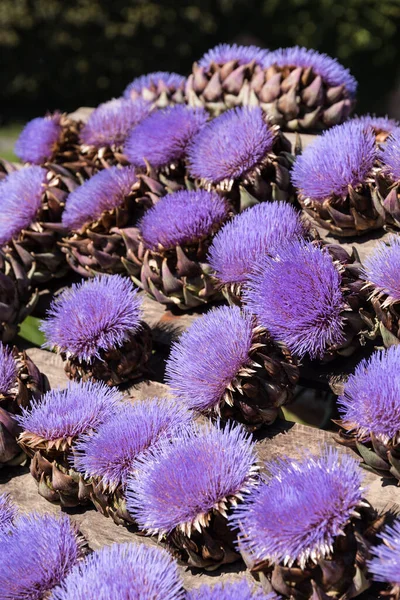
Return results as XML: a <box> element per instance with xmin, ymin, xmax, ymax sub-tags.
<box><xmin>198</xmin><ymin>44</ymin><xmax>269</xmax><ymax>68</ymax></box>
<box><xmin>262</xmin><ymin>46</ymin><xmax>357</xmax><ymax>96</ymax></box>
<box><xmin>15</xmin><ymin>114</ymin><xmax>62</xmax><ymax>165</ymax></box>
<box><xmin>208</xmin><ymin>203</ymin><xmax>308</xmax><ymax>286</ymax></box>
<box><xmin>124</xmin><ymin>105</ymin><xmax>208</xmax><ymax>169</ymax></box>
<box><xmin>166</xmin><ymin>306</ymin><xmax>254</xmax><ymax>412</ymax></box>
<box><xmin>0</xmin><ymin>166</ymin><xmax>46</xmax><ymax>246</ymax></box>
<box><xmin>126</xmin><ymin>421</ymin><xmax>258</xmax><ymax>535</ymax></box>
<box><xmin>187</xmin><ymin>579</ymin><xmax>278</xmax><ymax>600</ymax></box>
<box><xmin>244</xmin><ymin>239</ymin><xmax>345</xmax><ymax>359</ymax></box>
<box><xmin>380</xmin><ymin>128</ymin><xmax>400</xmax><ymax>182</ymax></box>
<box><xmin>187</xmin><ymin>107</ymin><xmax>275</xmax><ymax>185</ymax></box>
<box><xmin>80</xmin><ymin>98</ymin><xmax>151</xmax><ymax>149</ymax></box>
<box><xmin>50</xmin><ymin>542</ymin><xmax>184</xmax><ymax>600</ymax></box>
<box><xmin>354</xmin><ymin>114</ymin><xmax>400</xmax><ymax>136</ymax></box>
<box><xmin>62</xmin><ymin>166</ymin><xmax>137</xmax><ymax>231</ymax></box>
<box><xmin>0</xmin><ymin>493</ymin><xmax>17</xmax><ymax>532</ymax></box>
<box><xmin>0</xmin><ymin>513</ymin><xmax>83</xmax><ymax>600</ymax></box>
<box><xmin>230</xmin><ymin>447</ymin><xmax>364</xmax><ymax>569</ymax></box>
<box><xmin>74</xmin><ymin>398</ymin><xmax>192</xmax><ymax>491</ymax></box>
<box><xmin>41</xmin><ymin>275</ymin><xmax>142</xmax><ymax>362</ymax></box>
<box><xmin>123</xmin><ymin>71</ymin><xmax>186</xmax><ymax>101</ymax></box>
<box><xmin>338</xmin><ymin>346</ymin><xmax>400</xmax><ymax>443</ymax></box>
<box><xmin>291</xmin><ymin>121</ymin><xmax>376</xmax><ymax>203</ymax></box>
<box><xmin>0</xmin><ymin>343</ymin><xmax>17</xmax><ymax>395</ymax></box>
<box><xmin>139</xmin><ymin>189</ymin><xmax>229</xmax><ymax>250</ymax></box>
<box><xmin>368</xmin><ymin>519</ymin><xmax>400</xmax><ymax>587</ymax></box>
<box><xmin>362</xmin><ymin>236</ymin><xmax>400</xmax><ymax>303</ymax></box>
<box><xmin>17</xmin><ymin>381</ymin><xmax>122</xmax><ymax>442</ymax></box>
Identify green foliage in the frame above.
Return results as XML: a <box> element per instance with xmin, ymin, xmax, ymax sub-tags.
<box><xmin>18</xmin><ymin>316</ymin><xmax>45</xmax><ymax>347</ymax></box>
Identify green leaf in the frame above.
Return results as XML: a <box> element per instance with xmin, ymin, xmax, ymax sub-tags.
<box><xmin>19</xmin><ymin>316</ymin><xmax>45</xmax><ymax>347</ymax></box>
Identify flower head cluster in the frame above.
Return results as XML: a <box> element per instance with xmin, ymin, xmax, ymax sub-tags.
<box><xmin>355</xmin><ymin>114</ymin><xmax>400</xmax><ymax>137</ymax></box>
<box><xmin>17</xmin><ymin>381</ymin><xmax>122</xmax><ymax>442</ymax></box>
<box><xmin>0</xmin><ymin>343</ymin><xmax>17</xmax><ymax>396</ymax></box>
<box><xmin>62</xmin><ymin>166</ymin><xmax>137</xmax><ymax>231</ymax></box>
<box><xmin>262</xmin><ymin>46</ymin><xmax>357</xmax><ymax>96</ymax></box>
<box><xmin>166</xmin><ymin>306</ymin><xmax>254</xmax><ymax>412</ymax></box>
<box><xmin>230</xmin><ymin>447</ymin><xmax>364</xmax><ymax>569</ymax></box>
<box><xmin>123</xmin><ymin>72</ymin><xmax>186</xmax><ymax>101</ymax></box>
<box><xmin>368</xmin><ymin>519</ymin><xmax>400</xmax><ymax>587</ymax></box>
<box><xmin>245</xmin><ymin>239</ymin><xmax>345</xmax><ymax>359</ymax></box>
<box><xmin>0</xmin><ymin>494</ymin><xmax>17</xmax><ymax>532</ymax></box>
<box><xmin>139</xmin><ymin>189</ymin><xmax>228</xmax><ymax>250</ymax></box>
<box><xmin>0</xmin><ymin>166</ymin><xmax>46</xmax><ymax>245</ymax></box>
<box><xmin>80</xmin><ymin>98</ymin><xmax>151</xmax><ymax>148</ymax></box>
<box><xmin>362</xmin><ymin>236</ymin><xmax>400</xmax><ymax>303</ymax></box>
<box><xmin>124</xmin><ymin>105</ymin><xmax>208</xmax><ymax>169</ymax></box>
<box><xmin>0</xmin><ymin>513</ymin><xmax>83</xmax><ymax>600</ymax></box>
<box><xmin>380</xmin><ymin>128</ymin><xmax>400</xmax><ymax>182</ymax></box>
<box><xmin>74</xmin><ymin>398</ymin><xmax>192</xmax><ymax>491</ymax></box>
<box><xmin>208</xmin><ymin>203</ymin><xmax>308</xmax><ymax>286</ymax></box>
<box><xmin>41</xmin><ymin>275</ymin><xmax>142</xmax><ymax>362</ymax></box>
<box><xmin>126</xmin><ymin>421</ymin><xmax>258</xmax><ymax>535</ymax></box>
<box><xmin>198</xmin><ymin>43</ymin><xmax>268</xmax><ymax>68</ymax></box>
<box><xmin>188</xmin><ymin>580</ymin><xmax>278</xmax><ymax>600</ymax></box>
<box><xmin>15</xmin><ymin>114</ymin><xmax>62</xmax><ymax>165</ymax></box>
<box><xmin>291</xmin><ymin>121</ymin><xmax>376</xmax><ymax>202</ymax></box>
<box><xmin>338</xmin><ymin>346</ymin><xmax>400</xmax><ymax>443</ymax></box>
<box><xmin>188</xmin><ymin>107</ymin><xmax>275</xmax><ymax>185</ymax></box>
<box><xmin>51</xmin><ymin>542</ymin><xmax>184</xmax><ymax>600</ymax></box>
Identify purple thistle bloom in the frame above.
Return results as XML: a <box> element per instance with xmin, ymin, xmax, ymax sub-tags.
<box><xmin>368</xmin><ymin>519</ymin><xmax>400</xmax><ymax>587</ymax></box>
<box><xmin>187</xmin><ymin>579</ymin><xmax>278</xmax><ymax>600</ymax></box>
<box><xmin>0</xmin><ymin>513</ymin><xmax>83</xmax><ymax>600</ymax></box>
<box><xmin>354</xmin><ymin>114</ymin><xmax>400</xmax><ymax>136</ymax></box>
<box><xmin>338</xmin><ymin>346</ymin><xmax>400</xmax><ymax>443</ymax></box>
<box><xmin>208</xmin><ymin>203</ymin><xmax>308</xmax><ymax>286</ymax></box>
<box><xmin>50</xmin><ymin>542</ymin><xmax>184</xmax><ymax>600</ymax></box>
<box><xmin>74</xmin><ymin>398</ymin><xmax>192</xmax><ymax>491</ymax></box>
<box><xmin>62</xmin><ymin>166</ymin><xmax>137</xmax><ymax>231</ymax></box>
<box><xmin>244</xmin><ymin>239</ymin><xmax>345</xmax><ymax>359</ymax></box>
<box><xmin>0</xmin><ymin>166</ymin><xmax>46</xmax><ymax>245</ymax></box>
<box><xmin>262</xmin><ymin>46</ymin><xmax>357</xmax><ymax>96</ymax></box>
<box><xmin>123</xmin><ymin>71</ymin><xmax>186</xmax><ymax>101</ymax></box>
<box><xmin>17</xmin><ymin>381</ymin><xmax>122</xmax><ymax>442</ymax></box>
<box><xmin>291</xmin><ymin>121</ymin><xmax>376</xmax><ymax>203</ymax></box>
<box><xmin>198</xmin><ymin>43</ymin><xmax>269</xmax><ymax>68</ymax></box>
<box><xmin>362</xmin><ymin>236</ymin><xmax>400</xmax><ymax>303</ymax></box>
<box><xmin>126</xmin><ymin>421</ymin><xmax>258</xmax><ymax>535</ymax></box>
<box><xmin>166</xmin><ymin>306</ymin><xmax>253</xmax><ymax>412</ymax></box>
<box><xmin>380</xmin><ymin>128</ymin><xmax>400</xmax><ymax>182</ymax></box>
<box><xmin>230</xmin><ymin>447</ymin><xmax>364</xmax><ymax>569</ymax></box>
<box><xmin>15</xmin><ymin>114</ymin><xmax>62</xmax><ymax>165</ymax></box>
<box><xmin>41</xmin><ymin>275</ymin><xmax>142</xmax><ymax>362</ymax></box>
<box><xmin>80</xmin><ymin>98</ymin><xmax>151</xmax><ymax>149</ymax></box>
<box><xmin>0</xmin><ymin>494</ymin><xmax>17</xmax><ymax>532</ymax></box>
<box><xmin>0</xmin><ymin>343</ymin><xmax>17</xmax><ymax>395</ymax></box>
<box><xmin>124</xmin><ymin>105</ymin><xmax>208</xmax><ymax>169</ymax></box>
<box><xmin>139</xmin><ymin>189</ymin><xmax>228</xmax><ymax>250</ymax></box>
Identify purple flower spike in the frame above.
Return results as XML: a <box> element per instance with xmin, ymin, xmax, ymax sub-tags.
<box><xmin>124</xmin><ymin>105</ymin><xmax>208</xmax><ymax>169</ymax></box>
<box><xmin>0</xmin><ymin>166</ymin><xmax>46</xmax><ymax>245</ymax></box>
<box><xmin>363</xmin><ymin>236</ymin><xmax>400</xmax><ymax>303</ymax></box>
<box><xmin>188</xmin><ymin>579</ymin><xmax>278</xmax><ymax>600</ymax></box>
<box><xmin>263</xmin><ymin>46</ymin><xmax>357</xmax><ymax>96</ymax></box>
<box><xmin>166</xmin><ymin>306</ymin><xmax>253</xmax><ymax>411</ymax></box>
<box><xmin>17</xmin><ymin>380</ymin><xmax>122</xmax><ymax>442</ymax></box>
<box><xmin>126</xmin><ymin>421</ymin><xmax>258</xmax><ymax>535</ymax></box>
<box><xmin>0</xmin><ymin>513</ymin><xmax>83</xmax><ymax>600</ymax></box>
<box><xmin>41</xmin><ymin>275</ymin><xmax>142</xmax><ymax>362</ymax></box>
<box><xmin>62</xmin><ymin>166</ymin><xmax>137</xmax><ymax>231</ymax></box>
<box><xmin>380</xmin><ymin>128</ymin><xmax>400</xmax><ymax>182</ymax></box>
<box><xmin>51</xmin><ymin>542</ymin><xmax>184</xmax><ymax>600</ymax></box>
<box><xmin>208</xmin><ymin>203</ymin><xmax>308</xmax><ymax>285</ymax></box>
<box><xmin>0</xmin><ymin>494</ymin><xmax>17</xmax><ymax>532</ymax></box>
<box><xmin>291</xmin><ymin>121</ymin><xmax>376</xmax><ymax>203</ymax></box>
<box><xmin>230</xmin><ymin>447</ymin><xmax>364</xmax><ymax>569</ymax></box>
<box><xmin>244</xmin><ymin>239</ymin><xmax>345</xmax><ymax>359</ymax></box>
<box><xmin>0</xmin><ymin>343</ymin><xmax>17</xmax><ymax>395</ymax></box>
<box><xmin>15</xmin><ymin>114</ymin><xmax>62</xmax><ymax>165</ymax></box>
<box><xmin>139</xmin><ymin>189</ymin><xmax>228</xmax><ymax>250</ymax></box>
<box><xmin>368</xmin><ymin>519</ymin><xmax>400</xmax><ymax>587</ymax></box>
<box><xmin>74</xmin><ymin>398</ymin><xmax>192</xmax><ymax>491</ymax></box>
<box><xmin>338</xmin><ymin>346</ymin><xmax>400</xmax><ymax>443</ymax></box>
<box><xmin>124</xmin><ymin>71</ymin><xmax>186</xmax><ymax>100</ymax></box>
<box><xmin>198</xmin><ymin>44</ymin><xmax>269</xmax><ymax>68</ymax></box>
<box><xmin>80</xmin><ymin>98</ymin><xmax>151</xmax><ymax>149</ymax></box>
<box><xmin>188</xmin><ymin>107</ymin><xmax>275</xmax><ymax>185</ymax></box>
